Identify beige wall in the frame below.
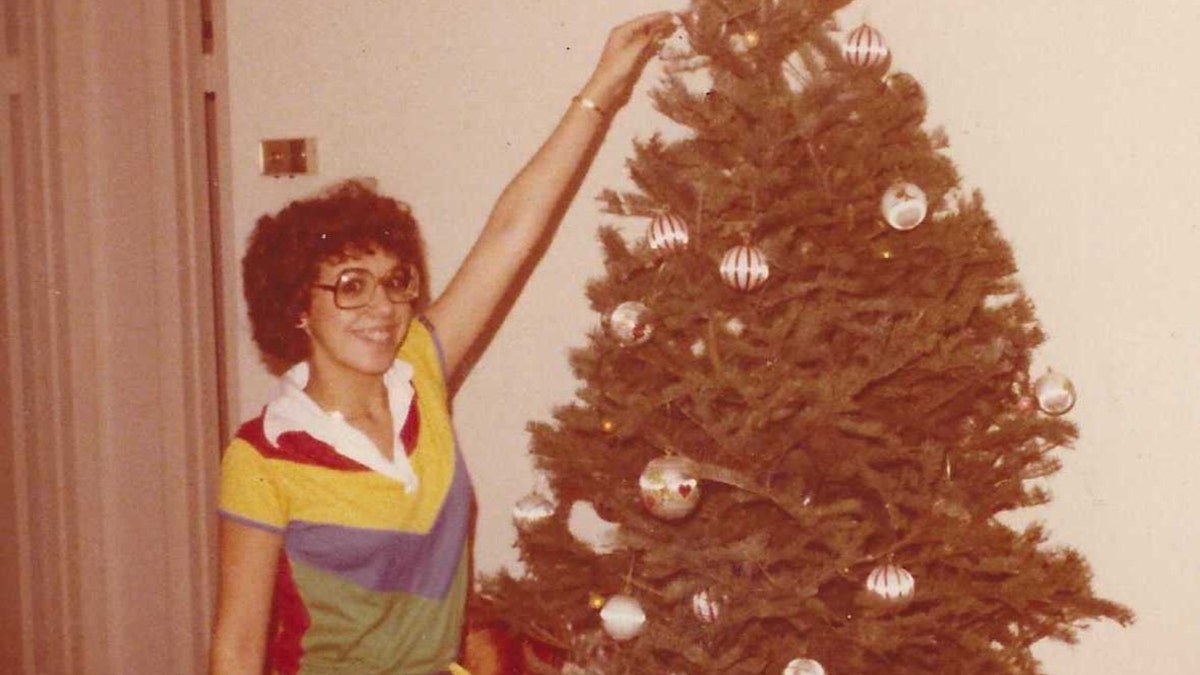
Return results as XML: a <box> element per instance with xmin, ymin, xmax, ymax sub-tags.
<box><xmin>223</xmin><ymin>1</ymin><xmax>1200</xmax><ymax>673</ymax></box>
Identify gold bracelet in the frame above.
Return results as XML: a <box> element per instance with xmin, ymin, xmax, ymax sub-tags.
<box><xmin>572</xmin><ymin>95</ymin><xmax>605</xmax><ymax>119</ymax></box>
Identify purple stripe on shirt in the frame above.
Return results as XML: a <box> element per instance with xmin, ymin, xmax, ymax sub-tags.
<box><xmin>416</xmin><ymin>315</ymin><xmax>449</xmax><ymax>381</ymax></box>
<box><xmin>282</xmin><ymin>448</ymin><xmax>474</xmax><ymax>597</ymax></box>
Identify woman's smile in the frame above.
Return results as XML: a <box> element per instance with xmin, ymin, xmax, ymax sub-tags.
<box><xmin>305</xmin><ymin>249</ymin><xmax>415</xmax><ymax>379</ymax></box>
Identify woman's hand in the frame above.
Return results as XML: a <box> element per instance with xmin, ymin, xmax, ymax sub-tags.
<box><xmin>578</xmin><ymin>12</ymin><xmax>677</xmax><ymax>115</ymax></box>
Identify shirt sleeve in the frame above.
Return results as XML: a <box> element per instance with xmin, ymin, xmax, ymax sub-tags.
<box><xmin>218</xmin><ymin>438</ymin><xmax>289</xmax><ymax>532</ymax></box>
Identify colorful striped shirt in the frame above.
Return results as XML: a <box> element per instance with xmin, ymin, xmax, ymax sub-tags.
<box><xmin>219</xmin><ymin>318</ymin><xmax>474</xmax><ymax>674</ymax></box>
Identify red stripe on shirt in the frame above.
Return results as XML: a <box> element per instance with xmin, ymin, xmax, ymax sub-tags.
<box><xmin>236</xmin><ymin>417</ymin><xmax>370</xmax><ymax>472</ymax></box>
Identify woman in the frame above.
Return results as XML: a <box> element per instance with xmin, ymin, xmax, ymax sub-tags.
<box><xmin>210</xmin><ymin>12</ymin><xmax>675</xmax><ymax>675</ymax></box>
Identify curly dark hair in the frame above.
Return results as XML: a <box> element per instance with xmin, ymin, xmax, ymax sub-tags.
<box><xmin>242</xmin><ymin>179</ymin><xmax>427</xmax><ymax>370</ymax></box>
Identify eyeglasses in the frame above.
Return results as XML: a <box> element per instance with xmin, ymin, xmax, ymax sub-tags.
<box><xmin>313</xmin><ymin>264</ymin><xmax>420</xmax><ymax>309</ymax></box>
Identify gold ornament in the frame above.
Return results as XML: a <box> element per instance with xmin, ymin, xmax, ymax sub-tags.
<box><xmin>729</xmin><ymin>30</ymin><xmax>761</xmax><ymax>54</ymax></box>
<box><xmin>589</xmin><ymin>593</ymin><xmax>606</xmax><ymax>610</ymax></box>
<box><xmin>601</xmin><ymin>419</ymin><xmax>615</xmax><ymax>433</ymax></box>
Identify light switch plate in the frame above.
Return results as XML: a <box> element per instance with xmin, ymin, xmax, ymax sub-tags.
<box><xmin>260</xmin><ymin>138</ymin><xmax>316</xmax><ymax>176</ymax></box>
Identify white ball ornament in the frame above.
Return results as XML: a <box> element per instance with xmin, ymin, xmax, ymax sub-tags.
<box><xmin>647</xmin><ymin>212</ymin><xmax>690</xmax><ymax>253</ymax></box>
<box><xmin>512</xmin><ymin>493</ymin><xmax>554</xmax><ymax>531</ymax></box>
<box><xmin>865</xmin><ymin>562</ymin><xmax>916</xmax><ymax>606</ymax></box>
<box><xmin>607</xmin><ymin>301</ymin><xmax>653</xmax><ymax>346</ymax></box>
<box><xmin>842</xmin><ymin>23</ymin><xmax>890</xmax><ymax>70</ymax></box>
<box><xmin>720</xmin><ymin>243</ymin><xmax>770</xmax><ymax>292</ymax></box>
<box><xmin>880</xmin><ymin>182</ymin><xmax>928</xmax><ymax>231</ymax></box>
<box><xmin>783</xmin><ymin>658</ymin><xmax>827</xmax><ymax>675</ymax></box>
<box><xmin>599</xmin><ymin>594</ymin><xmax>646</xmax><ymax>641</ymax></box>
<box><xmin>1034</xmin><ymin>370</ymin><xmax>1077</xmax><ymax>415</ymax></box>
<box><xmin>639</xmin><ymin>456</ymin><xmax>701</xmax><ymax>520</ymax></box>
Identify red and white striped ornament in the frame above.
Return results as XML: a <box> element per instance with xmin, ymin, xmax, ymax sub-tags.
<box><xmin>691</xmin><ymin>589</ymin><xmax>721</xmax><ymax>624</ymax></box>
<box><xmin>719</xmin><ymin>243</ymin><xmax>769</xmax><ymax>292</ymax></box>
<box><xmin>865</xmin><ymin>562</ymin><xmax>916</xmax><ymax>606</ymax></box>
<box><xmin>647</xmin><ymin>212</ymin><xmax>690</xmax><ymax>252</ymax></box>
<box><xmin>842</xmin><ymin>24</ymin><xmax>890</xmax><ymax>70</ymax></box>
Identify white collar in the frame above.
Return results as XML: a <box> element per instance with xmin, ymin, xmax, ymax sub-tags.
<box><xmin>263</xmin><ymin>360</ymin><xmax>419</xmax><ymax>492</ymax></box>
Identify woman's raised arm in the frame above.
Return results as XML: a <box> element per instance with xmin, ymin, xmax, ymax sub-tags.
<box><xmin>425</xmin><ymin>12</ymin><xmax>676</xmax><ymax>385</ymax></box>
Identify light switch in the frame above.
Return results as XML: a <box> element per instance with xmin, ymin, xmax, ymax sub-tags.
<box><xmin>260</xmin><ymin>138</ymin><xmax>316</xmax><ymax>176</ymax></box>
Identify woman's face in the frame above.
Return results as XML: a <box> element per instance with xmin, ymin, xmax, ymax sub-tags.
<box><xmin>303</xmin><ymin>248</ymin><xmax>415</xmax><ymax>380</ymax></box>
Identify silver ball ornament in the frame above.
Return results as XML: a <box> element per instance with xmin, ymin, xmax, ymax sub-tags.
<box><xmin>639</xmin><ymin>456</ymin><xmax>701</xmax><ymax>520</ymax></box>
<box><xmin>881</xmin><ymin>182</ymin><xmax>928</xmax><ymax>231</ymax></box>
<box><xmin>783</xmin><ymin>658</ymin><xmax>827</xmax><ymax>675</ymax></box>
<box><xmin>607</xmin><ymin>301</ymin><xmax>653</xmax><ymax>346</ymax></box>
<box><xmin>1034</xmin><ymin>370</ymin><xmax>1076</xmax><ymax>415</ymax></box>
<box><xmin>512</xmin><ymin>493</ymin><xmax>554</xmax><ymax>531</ymax></box>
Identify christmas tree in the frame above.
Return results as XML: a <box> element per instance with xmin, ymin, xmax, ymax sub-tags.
<box><xmin>479</xmin><ymin>2</ymin><xmax>1132</xmax><ymax>673</ymax></box>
